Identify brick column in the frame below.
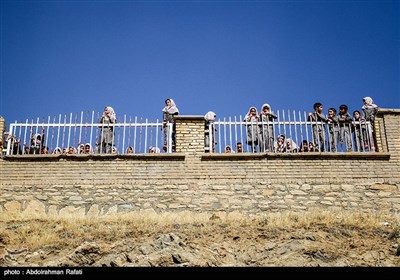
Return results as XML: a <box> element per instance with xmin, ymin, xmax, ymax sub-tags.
<box><xmin>376</xmin><ymin>108</ymin><xmax>400</xmax><ymax>156</ymax></box>
<box><xmin>174</xmin><ymin>115</ymin><xmax>205</xmax><ymax>156</ymax></box>
<box><xmin>0</xmin><ymin>116</ymin><xmax>6</xmax><ymax>157</ymax></box>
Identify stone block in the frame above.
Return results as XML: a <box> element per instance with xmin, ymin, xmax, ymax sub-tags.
<box><xmin>4</xmin><ymin>201</ymin><xmax>21</xmax><ymax>214</ymax></box>
<box><xmin>59</xmin><ymin>206</ymin><xmax>85</xmax><ymax>217</ymax></box>
<box><xmin>23</xmin><ymin>200</ymin><xmax>46</xmax><ymax>216</ymax></box>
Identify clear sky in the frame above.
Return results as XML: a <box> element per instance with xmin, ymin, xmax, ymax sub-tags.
<box><xmin>1</xmin><ymin>0</ymin><xmax>399</xmax><ymax>125</ymax></box>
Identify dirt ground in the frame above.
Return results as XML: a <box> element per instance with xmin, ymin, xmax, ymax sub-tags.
<box><xmin>1</xmin><ymin>213</ymin><xmax>399</xmax><ymax>267</ymax></box>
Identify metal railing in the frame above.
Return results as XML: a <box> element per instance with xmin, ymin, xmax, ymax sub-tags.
<box><xmin>4</xmin><ymin>110</ymin><xmax>375</xmax><ymax>156</ymax></box>
<box><xmin>5</xmin><ymin>111</ymin><xmax>173</xmax><ymax>155</ymax></box>
<box><xmin>207</xmin><ymin>110</ymin><xmax>375</xmax><ymax>153</ymax></box>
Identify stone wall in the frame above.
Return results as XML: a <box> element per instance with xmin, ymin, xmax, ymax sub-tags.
<box><xmin>0</xmin><ymin>110</ymin><xmax>399</xmax><ymax>217</ymax></box>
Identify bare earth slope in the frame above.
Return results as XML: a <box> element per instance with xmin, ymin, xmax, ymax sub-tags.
<box><xmin>1</xmin><ymin>211</ymin><xmax>399</xmax><ymax>267</ymax></box>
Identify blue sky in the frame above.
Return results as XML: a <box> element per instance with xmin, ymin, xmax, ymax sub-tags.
<box><xmin>1</xmin><ymin>0</ymin><xmax>399</xmax><ymax>125</ymax></box>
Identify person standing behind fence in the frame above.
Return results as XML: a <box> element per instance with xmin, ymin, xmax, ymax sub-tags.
<box><xmin>352</xmin><ymin>110</ymin><xmax>367</xmax><ymax>152</ymax></box>
<box><xmin>338</xmin><ymin>104</ymin><xmax>353</xmax><ymax>152</ymax></box>
<box><xmin>327</xmin><ymin>107</ymin><xmax>339</xmax><ymax>152</ymax></box>
<box><xmin>308</xmin><ymin>102</ymin><xmax>327</xmax><ymax>152</ymax></box>
<box><xmin>5</xmin><ymin>133</ymin><xmax>22</xmax><ymax>155</ymax></box>
<box><xmin>29</xmin><ymin>127</ymin><xmax>45</xmax><ymax>154</ymax></box>
<box><xmin>244</xmin><ymin>106</ymin><xmax>260</xmax><ymax>153</ymax></box>
<box><xmin>274</xmin><ymin>134</ymin><xmax>286</xmax><ymax>153</ymax></box>
<box><xmin>259</xmin><ymin>103</ymin><xmax>277</xmax><ymax>152</ymax></box>
<box><xmin>162</xmin><ymin>98</ymin><xmax>179</xmax><ymax>152</ymax></box>
<box><xmin>236</xmin><ymin>142</ymin><xmax>243</xmax><ymax>153</ymax></box>
<box><xmin>98</xmin><ymin>106</ymin><xmax>116</xmax><ymax>154</ymax></box>
<box><xmin>204</xmin><ymin>111</ymin><xmax>217</xmax><ymax>153</ymax></box>
<box><xmin>362</xmin><ymin>97</ymin><xmax>378</xmax><ymax>151</ymax></box>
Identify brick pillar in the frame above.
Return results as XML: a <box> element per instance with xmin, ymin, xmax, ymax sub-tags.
<box><xmin>0</xmin><ymin>116</ymin><xmax>6</xmax><ymax>157</ymax></box>
<box><xmin>376</xmin><ymin>109</ymin><xmax>400</xmax><ymax>156</ymax></box>
<box><xmin>174</xmin><ymin>115</ymin><xmax>205</xmax><ymax>156</ymax></box>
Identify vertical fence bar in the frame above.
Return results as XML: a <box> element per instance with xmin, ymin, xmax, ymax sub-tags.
<box><xmin>133</xmin><ymin>116</ymin><xmax>137</xmax><ymax>153</ymax></box>
<box><xmin>144</xmin><ymin>118</ymin><xmax>148</xmax><ymax>153</ymax></box>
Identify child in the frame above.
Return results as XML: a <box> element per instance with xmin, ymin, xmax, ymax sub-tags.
<box><xmin>204</xmin><ymin>111</ymin><xmax>217</xmax><ymax>153</ymax></box>
<box><xmin>259</xmin><ymin>103</ymin><xmax>277</xmax><ymax>152</ymax></box>
<box><xmin>338</xmin><ymin>104</ymin><xmax>353</xmax><ymax>152</ymax></box>
<box><xmin>99</xmin><ymin>106</ymin><xmax>116</xmax><ymax>154</ymax></box>
<box><xmin>308</xmin><ymin>102</ymin><xmax>327</xmax><ymax>152</ymax></box>
<box><xmin>162</xmin><ymin>98</ymin><xmax>179</xmax><ymax>152</ymax></box>
<box><xmin>274</xmin><ymin>134</ymin><xmax>286</xmax><ymax>153</ymax></box>
<box><xmin>362</xmin><ymin>97</ymin><xmax>378</xmax><ymax>151</ymax></box>
<box><xmin>244</xmin><ymin>106</ymin><xmax>260</xmax><ymax>152</ymax></box>
<box><xmin>352</xmin><ymin>110</ymin><xmax>367</xmax><ymax>152</ymax></box>
<box><xmin>327</xmin><ymin>108</ymin><xmax>339</xmax><ymax>152</ymax></box>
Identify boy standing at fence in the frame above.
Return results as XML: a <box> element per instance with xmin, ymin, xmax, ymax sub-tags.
<box><xmin>308</xmin><ymin>102</ymin><xmax>327</xmax><ymax>152</ymax></box>
<box><xmin>352</xmin><ymin>110</ymin><xmax>367</xmax><ymax>152</ymax></box>
<box><xmin>327</xmin><ymin>108</ymin><xmax>339</xmax><ymax>152</ymax></box>
<box><xmin>338</xmin><ymin>104</ymin><xmax>353</xmax><ymax>152</ymax></box>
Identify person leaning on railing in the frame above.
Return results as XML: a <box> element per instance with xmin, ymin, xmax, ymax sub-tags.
<box><xmin>5</xmin><ymin>132</ymin><xmax>22</xmax><ymax>155</ymax></box>
<box><xmin>362</xmin><ymin>97</ymin><xmax>378</xmax><ymax>151</ymax></box>
<box><xmin>308</xmin><ymin>102</ymin><xmax>328</xmax><ymax>152</ymax></box>
<box><xmin>28</xmin><ymin>127</ymin><xmax>45</xmax><ymax>155</ymax></box>
<box><xmin>204</xmin><ymin>111</ymin><xmax>217</xmax><ymax>153</ymax></box>
<box><xmin>352</xmin><ymin>110</ymin><xmax>368</xmax><ymax>152</ymax></box>
<box><xmin>162</xmin><ymin>98</ymin><xmax>179</xmax><ymax>152</ymax></box>
<box><xmin>259</xmin><ymin>103</ymin><xmax>277</xmax><ymax>152</ymax></box>
<box><xmin>327</xmin><ymin>107</ymin><xmax>339</xmax><ymax>152</ymax></box>
<box><xmin>98</xmin><ymin>106</ymin><xmax>116</xmax><ymax>154</ymax></box>
<box><xmin>338</xmin><ymin>104</ymin><xmax>353</xmax><ymax>152</ymax></box>
<box><xmin>244</xmin><ymin>106</ymin><xmax>260</xmax><ymax>153</ymax></box>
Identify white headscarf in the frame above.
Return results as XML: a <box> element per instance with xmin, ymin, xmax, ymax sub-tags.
<box><xmin>149</xmin><ymin>146</ymin><xmax>161</xmax><ymax>153</ymax></box>
<box><xmin>362</xmin><ymin>97</ymin><xmax>378</xmax><ymax>109</ymax></box>
<box><xmin>244</xmin><ymin>106</ymin><xmax>259</xmax><ymax>121</ymax></box>
<box><xmin>162</xmin><ymin>99</ymin><xmax>179</xmax><ymax>114</ymax></box>
<box><xmin>104</xmin><ymin>106</ymin><xmax>116</xmax><ymax>121</ymax></box>
<box><xmin>204</xmin><ymin>111</ymin><xmax>216</xmax><ymax>121</ymax></box>
<box><xmin>285</xmin><ymin>138</ymin><xmax>299</xmax><ymax>151</ymax></box>
<box><xmin>261</xmin><ymin>103</ymin><xmax>271</xmax><ymax>112</ymax></box>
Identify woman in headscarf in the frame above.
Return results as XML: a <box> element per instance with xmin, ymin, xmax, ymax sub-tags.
<box><xmin>244</xmin><ymin>106</ymin><xmax>260</xmax><ymax>153</ymax></box>
<box><xmin>284</xmin><ymin>138</ymin><xmax>299</xmax><ymax>153</ymax></box>
<box><xmin>259</xmin><ymin>103</ymin><xmax>277</xmax><ymax>152</ymax></box>
<box><xmin>149</xmin><ymin>146</ymin><xmax>161</xmax><ymax>153</ymax></box>
<box><xmin>204</xmin><ymin>111</ymin><xmax>217</xmax><ymax>153</ymax></box>
<box><xmin>274</xmin><ymin>134</ymin><xmax>286</xmax><ymax>153</ymax></box>
<box><xmin>162</xmin><ymin>99</ymin><xmax>179</xmax><ymax>152</ymax></box>
<box><xmin>99</xmin><ymin>106</ymin><xmax>116</xmax><ymax>154</ymax></box>
<box><xmin>362</xmin><ymin>97</ymin><xmax>379</xmax><ymax>151</ymax></box>
<box><xmin>224</xmin><ymin>145</ymin><xmax>235</xmax><ymax>153</ymax></box>
<box><xmin>362</xmin><ymin>97</ymin><xmax>378</xmax><ymax>125</ymax></box>
<box><xmin>29</xmin><ymin>127</ymin><xmax>45</xmax><ymax>154</ymax></box>
<box><xmin>84</xmin><ymin>143</ymin><xmax>92</xmax><ymax>155</ymax></box>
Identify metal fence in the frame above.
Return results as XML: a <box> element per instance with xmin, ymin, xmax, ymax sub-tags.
<box><xmin>207</xmin><ymin>110</ymin><xmax>375</xmax><ymax>153</ymax></box>
<box><xmin>5</xmin><ymin>111</ymin><xmax>173</xmax><ymax>156</ymax></box>
<box><xmin>4</xmin><ymin>110</ymin><xmax>375</xmax><ymax>156</ymax></box>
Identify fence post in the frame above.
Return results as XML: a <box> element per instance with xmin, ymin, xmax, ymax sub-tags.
<box><xmin>174</xmin><ymin>115</ymin><xmax>205</xmax><ymax>156</ymax></box>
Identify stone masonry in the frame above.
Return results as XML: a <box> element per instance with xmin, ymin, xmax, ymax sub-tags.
<box><xmin>0</xmin><ymin>110</ymin><xmax>399</xmax><ymax>217</ymax></box>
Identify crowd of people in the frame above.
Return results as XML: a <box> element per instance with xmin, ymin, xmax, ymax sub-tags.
<box><xmin>4</xmin><ymin>96</ymin><xmax>378</xmax><ymax>155</ymax></box>
<box><xmin>218</xmin><ymin>96</ymin><xmax>378</xmax><ymax>153</ymax></box>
